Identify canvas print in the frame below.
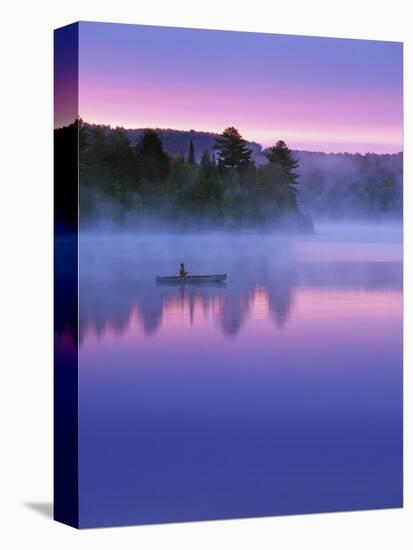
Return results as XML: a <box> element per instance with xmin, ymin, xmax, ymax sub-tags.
<box><xmin>54</xmin><ymin>22</ymin><xmax>403</xmax><ymax>528</ymax></box>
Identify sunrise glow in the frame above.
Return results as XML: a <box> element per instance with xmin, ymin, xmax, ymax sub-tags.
<box><xmin>68</xmin><ymin>22</ymin><xmax>404</xmax><ymax>153</ymax></box>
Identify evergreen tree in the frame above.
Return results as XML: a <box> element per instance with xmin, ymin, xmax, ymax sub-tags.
<box><xmin>214</xmin><ymin>127</ymin><xmax>254</xmax><ymax>170</ymax></box>
<box><xmin>265</xmin><ymin>140</ymin><xmax>299</xmax><ymax>184</ymax></box>
<box><xmin>187</xmin><ymin>140</ymin><xmax>195</xmax><ymax>165</ymax></box>
<box><xmin>76</xmin><ymin>122</ymin><xmax>322</xmax><ymax>230</ymax></box>
<box><xmin>88</xmin><ymin>125</ymin><xmax>110</xmax><ymax>170</ymax></box>
<box><xmin>107</xmin><ymin>128</ymin><xmax>134</xmax><ymax>183</ymax></box>
<box><xmin>80</xmin><ymin>124</ymin><xmax>114</xmax><ymax>193</ymax></box>
<box><xmin>136</xmin><ymin>129</ymin><xmax>170</xmax><ymax>182</ymax></box>
<box><xmin>265</xmin><ymin>140</ymin><xmax>300</xmax><ymax>208</ymax></box>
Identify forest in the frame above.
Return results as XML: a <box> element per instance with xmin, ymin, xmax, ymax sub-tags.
<box><xmin>295</xmin><ymin>150</ymin><xmax>402</xmax><ymax>220</ymax></box>
<box><xmin>54</xmin><ymin>119</ymin><xmax>402</xmax><ymax>232</ymax></box>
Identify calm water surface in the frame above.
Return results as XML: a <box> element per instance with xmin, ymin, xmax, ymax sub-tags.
<box><xmin>76</xmin><ymin>224</ymin><xmax>402</xmax><ymax>527</ymax></box>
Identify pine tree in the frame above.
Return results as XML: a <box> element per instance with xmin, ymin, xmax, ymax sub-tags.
<box><xmin>107</xmin><ymin>128</ymin><xmax>134</xmax><ymax>180</ymax></box>
<box><xmin>214</xmin><ymin>127</ymin><xmax>253</xmax><ymax>170</ymax></box>
<box><xmin>136</xmin><ymin>129</ymin><xmax>170</xmax><ymax>182</ymax></box>
<box><xmin>187</xmin><ymin>140</ymin><xmax>195</xmax><ymax>165</ymax></box>
<box><xmin>265</xmin><ymin>140</ymin><xmax>299</xmax><ymax>184</ymax></box>
<box><xmin>265</xmin><ymin>140</ymin><xmax>299</xmax><ymax>208</ymax></box>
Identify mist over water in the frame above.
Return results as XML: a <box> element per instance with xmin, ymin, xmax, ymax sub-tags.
<box><xmin>78</xmin><ymin>221</ymin><xmax>402</xmax><ymax>339</ymax></box>
<box><xmin>53</xmin><ymin>22</ymin><xmax>403</xmax><ymax>526</ymax></box>
<box><xmin>73</xmin><ymin>222</ymin><xmax>402</xmax><ymax>527</ymax></box>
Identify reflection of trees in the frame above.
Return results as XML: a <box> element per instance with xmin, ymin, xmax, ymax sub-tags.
<box><xmin>78</xmin><ymin>267</ymin><xmax>297</xmax><ymax>341</ymax></box>
<box><xmin>64</xmin><ymin>255</ymin><xmax>402</xmax><ymax>344</ymax></box>
<box><xmin>138</xmin><ymin>296</ymin><xmax>163</xmax><ymax>335</ymax></box>
<box><xmin>219</xmin><ymin>292</ymin><xmax>250</xmax><ymax>337</ymax></box>
<box><xmin>217</xmin><ymin>264</ymin><xmax>297</xmax><ymax>336</ymax></box>
<box><xmin>267</xmin><ymin>275</ymin><xmax>295</xmax><ymax>328</ymax></box>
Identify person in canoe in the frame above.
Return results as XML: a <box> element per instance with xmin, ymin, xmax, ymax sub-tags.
<box><xmin>179</xmin><ymin>263</ymin><xmax>188</xmax><ymax>278</ymax></box>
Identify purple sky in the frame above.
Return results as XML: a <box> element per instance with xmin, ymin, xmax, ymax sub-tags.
<box><xmin>76</xmin><ymin>22</ymin><xmax>402</xmax><ymax>153</ymax></box>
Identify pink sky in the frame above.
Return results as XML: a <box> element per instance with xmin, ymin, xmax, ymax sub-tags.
<box><xmin>74</xmin><ymin>23</ymin><xmax>403</xmax><ymax>154</ymax></box>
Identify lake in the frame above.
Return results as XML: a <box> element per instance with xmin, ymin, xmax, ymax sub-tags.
<box><xmin>74</xmin><ymin>223</ymin><xmax>402</xmax><ymax>527</ymax></box>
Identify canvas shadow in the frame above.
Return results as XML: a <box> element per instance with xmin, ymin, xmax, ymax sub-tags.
<box><xmin>24</xmin><ymin>502</ymin><xmax>53</xmax><ymax>519</ymax></box>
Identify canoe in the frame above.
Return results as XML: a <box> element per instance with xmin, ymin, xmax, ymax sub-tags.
<box><xmin>156</xmin><ymin>274</ymin><xmax>227</xmax><ymax>284</ymax></box>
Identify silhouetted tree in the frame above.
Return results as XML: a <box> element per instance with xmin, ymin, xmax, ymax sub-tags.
<box><xmin>75</xmin><ymin>121</ymin><xmax>322</xmax><ymax>230</ymax></box>
<box><xmin>83</xmin><ymin>125</ymin><xmax>111</xmax><ymax>184</ymax></box>
<box><xmin>265</xmin><ymin>140</ymin><xmax>299</xmax><ymax>183</ymax></box>
<box><xmin>214</xmin><ymin>127</ymin><xmax>254</xmax><ymax>170</ymax></box>
<box><xmin>265</xmin><ymin>140</ymin><xmax>300</xmax><ymax>207</ymax></box>
<box><xmin>196</xmin><ymin>150</ymin><xmax>221</xmax><ymax>207</ymax></box>
<box><xmin>136</xmin><ymin>129</ymin><xmax>170</xmax><ymax>182</ymax></box>
<box><xmin>187</xmin><ymin>140</ymin><xmax>195</xmax><ymax>165</ymax></box>
<box><xmin>167</xmin><ymin>155</ymin><xmax>195</xmax><ymax>205</ymax></box>
<box><xmin>107</xmin><ymin>128</ymin><xmax>135</xmax><ymax>184</ymax></box>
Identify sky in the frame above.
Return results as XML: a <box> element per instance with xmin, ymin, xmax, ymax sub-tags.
<box><xmin>69</xmin><ymin>22</ymin><xmax>402</xmax><ymax>153</ymax></box>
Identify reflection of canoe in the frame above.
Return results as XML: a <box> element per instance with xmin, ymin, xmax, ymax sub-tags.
<box><xmin>156</xmin><ymin>274</ymin><xmax>227</xmax><ymax>284</ymax></box>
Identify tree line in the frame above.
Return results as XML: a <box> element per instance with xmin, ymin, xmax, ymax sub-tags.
<box><xmin>295</xmin><ymin>150</ymin><xmax>402</xmax><ymax>220</ymax></box>
<box><xmin>74</xmin><ymin>120</ymin><xmax>312</xmax><ymax>230</ymax></box>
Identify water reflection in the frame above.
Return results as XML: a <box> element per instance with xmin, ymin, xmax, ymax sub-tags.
<box><xmin>74</xmin><ymin>231</ymin><xmax>403</xmax><ymax>526</ymax></box>
<box><xmin>76</xmin><ymin>258</ymin><xmax>401</xmax><ymax>343</ymax></box>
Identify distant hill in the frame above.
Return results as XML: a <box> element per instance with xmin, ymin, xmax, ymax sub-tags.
<box><xmin>84</xmin><ymin>123</ymin><xmax>268</xmax><ymax>164</ymax></box>
<box><xmin>84</xmin><ymin>122</ymin><xmax>402</xmax><ymax>166</ymax></box>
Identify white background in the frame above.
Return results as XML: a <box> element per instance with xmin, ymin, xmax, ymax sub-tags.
<box><xmin>0</xmin><ymin>0</ymin><xmax>411</xmax><ymax>548</ymax></box>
